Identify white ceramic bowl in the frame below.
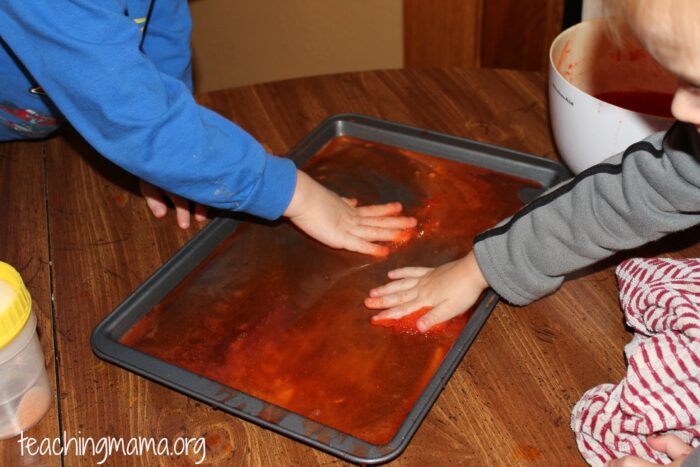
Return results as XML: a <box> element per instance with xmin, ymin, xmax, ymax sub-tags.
<box><xmin>548</xmin><ymin>18</ymin><xmax>676</xmax><ymax>174</ymax></box>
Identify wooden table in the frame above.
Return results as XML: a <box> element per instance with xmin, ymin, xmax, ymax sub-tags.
<box><xmin>1</xmin><ymin>68</ymin><xmax>698</xmax><ymax>466</ymax></box>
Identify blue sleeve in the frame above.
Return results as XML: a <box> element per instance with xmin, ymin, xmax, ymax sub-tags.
<box><xmin>0</xmin><ymin>0</ymin><xmax>297</xmax><ymax>220</ymax></box>
<box><xmin>140</xmin><ymin>0</ymin><xmax>193</xmax><ymax>91</ymax></box>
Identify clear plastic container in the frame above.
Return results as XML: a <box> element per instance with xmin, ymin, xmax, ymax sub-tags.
<box><xmin>0</xmin><ymin>263</ymin><xmax>52</xmax><ymax>439</ymax></box>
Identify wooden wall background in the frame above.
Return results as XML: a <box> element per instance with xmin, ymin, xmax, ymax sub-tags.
<box><xmin>190</xmin><ymin>0</ymin><xmax>565</xmax><ymax>93</ymax></box>
<box><xmin>404</xmin><ymin>0</ymin><xmax>565</xmax><ymax>71</ymax></box>
<box><xmin>189</xmin><ymin>0</ymin><xmax>404</xmax><ymax>93</ymax></box>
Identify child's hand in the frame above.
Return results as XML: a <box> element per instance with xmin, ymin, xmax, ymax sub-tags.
<box><xmin>365</xmin><ymin>251</ymin><xmax>488</xmax><ymax>332</ymax></box>
<box><xmin>139</xmin><ymin>179</ymin><xmax>208</xmax><ymax>229</ymax></box>
<box><xmin>284</xmin><ymin>170</ymin><xmax>417</xmax><ymax>256</ymax></box>
<box><xmin>606</xmin><ymin>434</ymin><xmax>694</xmax><ymax>466</ymax></box>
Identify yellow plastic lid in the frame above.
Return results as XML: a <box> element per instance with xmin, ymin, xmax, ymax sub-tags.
<box><xmin>0</xmin><ymin>262</ymin><xmax>32</xmax><ymax>350</ymax></box>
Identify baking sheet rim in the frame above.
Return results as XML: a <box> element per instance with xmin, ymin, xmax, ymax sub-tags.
<box><xmin>91</xmin><ymin>113</ymin><xmax>570</xmax><ymax>464</ymax></box>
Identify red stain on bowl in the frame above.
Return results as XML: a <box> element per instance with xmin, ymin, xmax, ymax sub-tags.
<box><xmin>556</xmin><ymin>39</ymin><xmax>572</xmax><ymax>70</ymax></box>
<box><xmin>554</xmin><ymin>40</ymin><xmax>577</xmax><ymax>80</ymax></box>
<box><xmin>560</xmin><ymin>61</ymin><xmax>578</xmax><ymax>80</ymax></box>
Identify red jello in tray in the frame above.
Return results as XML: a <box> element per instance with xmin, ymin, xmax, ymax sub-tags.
<box><xmin>121</xmin><ymin>136</ymin><xmax>538</xmax><ymax>445</ymax></box>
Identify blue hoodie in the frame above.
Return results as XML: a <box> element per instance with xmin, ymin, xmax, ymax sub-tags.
<box><xmin>0</xmin><ymin>0</ymin><xmax>297</xmax><ymax>220</ymax></box>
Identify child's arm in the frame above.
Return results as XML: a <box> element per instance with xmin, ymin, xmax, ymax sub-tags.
<box><xmin>473</xmin><ymin>122</ymin><xmax>700</xmax><ymax>305</ymax></box>
<box><xmin>0</xmin><ymin>1</ymin><xmax>295</xmax><ymax>220</ymax></box>
<box><xmin>0</xmin><ymin>2</ymin><xmax>416</xmax><ymax>250</ymax></box>
<box><xmin>368</xmin><ymin>122</ymin><xmax>700</xmax><ymax>329</ymax></box>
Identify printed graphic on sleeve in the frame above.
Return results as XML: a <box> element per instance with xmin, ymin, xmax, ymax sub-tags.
<box><xmin>0</xmin><ymin>102</ymin><xmax>59</xmax><ymax>138</ymax></box>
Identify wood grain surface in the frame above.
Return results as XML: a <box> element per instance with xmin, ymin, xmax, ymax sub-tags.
<box><xmin>0</xmin><ymin>141</ymin><xmax>60</xmax><ymax>467</ymax></box>
<box><xmin>1</xmin><ymin>68</ymin><xmax>698</xmax><ymax>466</ymax></box>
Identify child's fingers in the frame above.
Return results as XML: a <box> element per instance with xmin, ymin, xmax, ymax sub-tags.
<box><xmin>606</xmin><ymin>455</ymin><xmax>655</xmax><ymax>467</ymax></box>
<box><xmin>355</xmin><ymin>202</ymin><xmax>403</xmax><ymax>217</ymax></box>
<box><xmin>416</xmin><ymin>302</ymin><xmax>459</xmax><ymax>332</ymax></box>
<box><xmin>388</xmin><ymin>267</ymin><xmax>431</xmax><ymax>279</ymax></box>
<box><xmin>341</xmin><ymin>197</ymin><xmax>358</xmax><ymax>207</ymax></box>
<box><xmin>167</xmin><ymin>192</ymin><xmax>191</xmax><ymax>229</ymax></box>
<box><xmin>370</xmin><ymin>299</ymin><xmax>425</xmax><ymax>321</ymax></box>
<box><xmin>351</xmin><ymin>225</ymin><xmax>411</xmax><ymax>242</ymax></box>
<box><xmin>368</xmin><ymin>278</ymin><xmax>418</xmax><ymax>298</ymax></box>
<box><xmin>365</xmin><ymin>289</ymin><xmax>418</xmax><ymax>309</ymax></box>
<box><xmin>647</xmin><ymin>434</ymin><xmax>693</xmax><ymax>459</ymax></box>
<box><xmin>139</xmin><ymin>180</ymin><xmax>168</xmax><ymax>217</ymax></box>
<box><xmin>194</xmin><ymin>203</ymin><xmax>208</xmax><ymax>222</ymax></box>
<box><xmin>145</xmin><ymin>194</ymin><xmax>168</xmax><ymax>218</ymax></box>
<box><xmin>175</xmin><ymin>206</ymin><xmax>190</xmax><ymax>228</ymax></box>
<box><xmin>342</xmin><ymin>235</ymin><xmax>390</xmax><ymax>257</ymax></box>
<box><xmin>358</xmin><ymin>215</ymin><xmax>417</xmax><ymax>229</ymax></box>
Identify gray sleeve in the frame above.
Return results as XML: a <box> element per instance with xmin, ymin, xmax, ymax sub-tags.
<box><xmin>684</xmin><ymin>447</ymin><xmax>700</xmax><ymax>467</ymax></box>
<box><xmin>473</xmin><ymin>122</ymin><xmax>700</xmax><ymax>306</ymax></box>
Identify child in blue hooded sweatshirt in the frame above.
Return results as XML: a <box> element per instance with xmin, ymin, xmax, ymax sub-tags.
<box><xmin>0</xmin><ymin>0</ymin><xmax>416</xmax><ymax>252</ymax></box>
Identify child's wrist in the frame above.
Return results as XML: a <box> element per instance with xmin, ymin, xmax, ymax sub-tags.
<box><xmin>460</xmin><ymin>251</ymin><xmax>489</xmax><ymax>291</ymax></box>
<box><xmin>283</xmin><ymin>170</ymin><xmax>311</xmax><ymax>219</ymax></box>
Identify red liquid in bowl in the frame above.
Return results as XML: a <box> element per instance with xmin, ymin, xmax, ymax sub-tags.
<box><xmin>595</xmin><ymin>91</ymin><xmax>674</xmax><ymax>119</ymax></box>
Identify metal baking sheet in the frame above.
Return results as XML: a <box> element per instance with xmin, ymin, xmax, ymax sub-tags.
<box><xmin>91</xmin><ymin>114</ymin><xmax>569</xmax><ymax>464</ymax></box>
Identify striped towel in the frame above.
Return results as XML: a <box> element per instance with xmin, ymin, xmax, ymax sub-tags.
<box><xmin>571</xmin><ymin>258</ymin><xmax>700</xmax><ymax>465</ymax></box>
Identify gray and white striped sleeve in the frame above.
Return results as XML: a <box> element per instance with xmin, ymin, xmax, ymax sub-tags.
<box><xmin>473</xmin><ymin>122</ymin><xmax>700</xmax><ymax>305</ymax></box>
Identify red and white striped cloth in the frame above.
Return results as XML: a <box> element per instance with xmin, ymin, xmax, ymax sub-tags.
<box><xmin>571</xmin><ymin>258</ymin><xmax>700</xmax><ymax>465</ymax></box>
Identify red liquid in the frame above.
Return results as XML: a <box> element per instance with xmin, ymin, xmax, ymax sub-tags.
<box><xmin>121</xmin><ymin>137</ymin><xmax>539</xmax><ymax>445</ymax></box>
<box><xmin>595</xmin><ymin>91</ymin><xmax>674</xmax><ymax>119</ymax></box>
